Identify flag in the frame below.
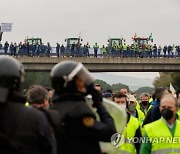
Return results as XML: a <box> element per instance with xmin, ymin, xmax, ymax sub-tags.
<box><xmin>170</xmin><ymin>83</ymin><xmax>176</xmax><ymax>97</ymax></box>
<box><xmin>1</xmin><ymin>23</ymin><xmax>13</xmax><ymax>32</ymax></box>
<box><xmin>134</xmin><ymin>33</ymin><xmax>137</xmax><ymax>38</ymax></box>
<box><xmin>148</xmin><ymin>33</ymin><xmax>153</xmax><ymax>40</ymax></box>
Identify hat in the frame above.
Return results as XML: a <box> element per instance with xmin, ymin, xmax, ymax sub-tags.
<box><xmin>102</xmin><ymin>92</ymin><xmax>112</xmax><ymax>98</ymax></box>
<box><xmin>127</xmin><ymin>95</ymin><xmax>136</xmax><ymax>102</ymax></box>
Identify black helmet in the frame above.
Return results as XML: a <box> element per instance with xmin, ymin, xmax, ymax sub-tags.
<box><xmin>50</xmin><ymin>61</ymin><xmax>94</xmax><ymax>93</ymax></box>
<box><xmin>0</xmin><ymin>56</ymin><xmax>24</xmax><ymax>95</ymax></box>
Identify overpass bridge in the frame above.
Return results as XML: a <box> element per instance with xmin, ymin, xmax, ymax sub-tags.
<box><xmin>15</xmin><ymin>57</ymin><xmax>180</xmax><ymax>72</ymax></box>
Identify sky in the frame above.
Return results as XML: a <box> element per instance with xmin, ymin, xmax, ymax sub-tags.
<box><xmin>106</xmin><ymin>72</ymin><xmax>159</xmax><ymax>79</ymax></box>
<box><xmin>0</xmin><ymin>0</ymin><xmax>180</xmax><ymax>47</ymax></box>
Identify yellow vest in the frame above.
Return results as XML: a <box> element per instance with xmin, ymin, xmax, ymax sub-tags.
<box><xmin>144</xmin><ymin>118</ymin><xmax>180</xmax><ymax>154</ymax></box>
<box><xmin>177</xmin><ymin>109</ymin><xmax>180</xmax><ymax>120</ymax></box>
<box><xmin>136</xmin><ymin>100</ymin><xmax>140</xmax><ymax>110</ymax></box>
<box><xmin>123</xmin><ymin>44</ymin><xmax>127</xmax><ymax>50</ymax></box>
<box><xmin>141</xmin><ymin>104</ymin><xmax>153</xmax><ymax>116</ymax></box>
<box><xmin>149</xmin><ymin>98</ymin><xmax>153</xmax><ymax>103</ymax></box>
<box><xmin>137</xmin><ymin>109</ymin><xmax>145</xmax><ymax>127</ymax></box>
<box><xmin>102</xmin><ymin>47</ymin><xmax>106</xmax><ymax>53</ymax></box>
<box><xmin>119</xmin><ymin>116</ymin><xmax>139</xmax><ymax>154</ymax></box>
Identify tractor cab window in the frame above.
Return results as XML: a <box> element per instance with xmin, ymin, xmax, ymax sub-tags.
<box><xmin>69</xmin><ymin>39</ymin><xmax>79</xmax><ymax>45</ymax></box>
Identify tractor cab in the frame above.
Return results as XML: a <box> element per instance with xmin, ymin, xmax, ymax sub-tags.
<box><xmin>25</xmin><ymin>37</ymin><xmax>42</xmax><ymax>45</ymax></box>
<box><xmin>108</xmin><ymin>38</ymin><xmax>125</xmax><ymax>47</ymax></box>
<box><xmin>107</xmin><ymin>38</ymin><xmax>125</xmax><ymax>53</ymax></box>
<box><xmin>132</xmin><ymin>33</ymin><xmax>153</xmax><ymax>49</ymax></box>
<box><xmin>65</xmin><ymin>37</ymin><xmax>83</xmax><ymax>48</ymax></box>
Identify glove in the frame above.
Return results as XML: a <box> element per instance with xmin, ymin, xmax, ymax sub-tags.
<box><xmin>86</xmin><ymin>84</ymin><xmax>103</xmax><ymax>108</ymax></box>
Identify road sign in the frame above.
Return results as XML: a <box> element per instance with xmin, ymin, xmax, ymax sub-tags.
<box><xmin>1</xmin><ymin>23</ymin><xmax>13</xmax><ymax>32</ymax></box>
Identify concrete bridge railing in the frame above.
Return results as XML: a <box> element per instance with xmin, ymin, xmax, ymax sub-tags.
<box><xmin>15</xmin><ymin>57</ymin><xmax>180</xmax><ymax>72</ymax></box>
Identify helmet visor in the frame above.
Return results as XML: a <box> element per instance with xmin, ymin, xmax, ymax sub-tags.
<box><xmin>76</xmin><ymin>64</ymin><xmax>95</xmax><ymax>87</ymax></box>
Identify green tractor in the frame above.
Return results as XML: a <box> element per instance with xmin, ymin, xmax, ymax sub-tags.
<box><xmin>107</xmin><ymin>38</ymin><xmax>125</xmax><ymax>54</ymax></box>
<box><xmin>25</xmin><ymin>37</ymin><xmax>42</xmax><ymax>45</ymax></box>
<box><xmin>65</xmin><ymin>37</ymin><xmax>83</xmax><ymax>48</ymax></box>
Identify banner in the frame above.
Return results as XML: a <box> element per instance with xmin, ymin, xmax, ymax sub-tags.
<box><xmin>1</xmin><ymin>23</ymin><xmax>13</xmax><ymax>32</ymax></box>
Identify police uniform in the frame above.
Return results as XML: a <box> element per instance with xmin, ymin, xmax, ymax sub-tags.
<box><xmin>0</xmin><ymin>56</ymin><xmax>56</xmax><ymax>154</ymax></box>
<box><xmin>50</xmin><ymin>61</ymin><xmax>116</xmax><ymax>154</ymax></box>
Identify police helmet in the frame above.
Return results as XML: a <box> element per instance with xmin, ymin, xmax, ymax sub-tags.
<box><xmin>0</xmin><ymin>55</ymin><xmax>24</xmax><ymax>92</ymax></box>
<box><xmin>50</xmin><ymin>61</ymin><xmax>94</xmax><ymax>93</ymax></box>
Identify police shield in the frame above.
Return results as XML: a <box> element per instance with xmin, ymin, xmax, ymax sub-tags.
<box><xmin>86</xmin><ymin>97</ymin><xmax>127</xmax><ymax>153</ymax></box>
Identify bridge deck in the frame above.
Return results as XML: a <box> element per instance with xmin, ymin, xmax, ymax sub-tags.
<box><xmin>15</xmin><ymin>57</ymin><xmax>180</xmax><ymax>72</ymax></box>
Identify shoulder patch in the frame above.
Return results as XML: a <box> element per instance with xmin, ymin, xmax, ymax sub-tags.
<box><xmin>82</xmin><ymin>116</ymin><xmax>95</xmax><ymax>127</ymax></box>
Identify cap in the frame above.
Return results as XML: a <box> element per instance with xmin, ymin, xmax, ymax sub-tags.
<box><xmin>102</xmin><ymin>92</ymin><xmax>112</xmax><ymax>98</ymax></box>
<box><xmin>127</xmin><ymin>95</ymin><xmax>136</xmax><ymax>102</ymax></box>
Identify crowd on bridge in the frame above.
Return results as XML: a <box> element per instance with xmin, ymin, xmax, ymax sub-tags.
<box><xmin>1</xmin><ymin>41</ymin><xmax>180</xmax><ymax>58</ymax></box>
<box><xmin>0</xmin><ymin>55</ymin><xmax>180</xmax><ymax>154</ymax></box>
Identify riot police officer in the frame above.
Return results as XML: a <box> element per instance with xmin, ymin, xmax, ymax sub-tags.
<box><xmin>0</xmin><ymin>55</ymin><xmax>56</xmax><ymax>154</ymax></box>
<box><xmin>50</xmin><ymin>60</ymin><xmax>116</xmax><ymax>154</ymax></box>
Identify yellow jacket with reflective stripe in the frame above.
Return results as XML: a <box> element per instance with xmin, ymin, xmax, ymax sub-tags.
<box><xmin>144</xmin><ymin>118</ymin><xmax>180</xmax><ymax>154</ymax></box>
<box><xmin>119</xmin><ymin>116</ymin><xmax>139</xmax><ymax>154</ymax></box>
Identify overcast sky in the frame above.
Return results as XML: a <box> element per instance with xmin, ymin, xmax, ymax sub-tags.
<box><xmin>106</xmin><ymin>72</ymin><xmax>159</xmax><ymax>79</ymax></box>
<box><xmin>1</xmin><ymin>0</ymin><xmax>180</xmax><ymax>46</ymax></box>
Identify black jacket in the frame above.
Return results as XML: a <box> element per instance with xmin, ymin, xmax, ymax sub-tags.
<box><xmin>52</xmin><ymin>93</ymin><xmax>116</xmax><ymax>154</ymax></box>
<box><xmin>0</xmin><ymin>93</ymin><xmax>56</xmax><ymax>154</ymax></box>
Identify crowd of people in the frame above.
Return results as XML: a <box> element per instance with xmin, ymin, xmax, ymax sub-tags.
<box><xmin>1</xmin><ymin>41</ymin><xmax>180</xmax><ymax>58</ymax></box>
<box><xmin>0</xmin><ymin>55</ymin><xmax>180</xmax><ymax>154</ymax></box>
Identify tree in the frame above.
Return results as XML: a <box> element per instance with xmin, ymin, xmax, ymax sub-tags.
<box><xmin>21</xmin><ymin>72</ymin><xmax>50</xmax><ymax>90</ymax></box>
<box><xmin>95</xmin><ymin>79</ymin><xmax>111</xmax><ymax>92</ymax></box>
<box><xmin>135</xmin><ymin>87</ymin><xmax>154</xmax><ymax>99</ymax></box>
<box><xmin>153</xmin><ymin>72</ymin><xmax>180</xmax><ymax>91</ymax></box>
<box><xmin>111</xmin><ymin>83</ymin><xmax>129</xmax><ymax>93</ymax></box>
<box><xmin>153</xmin><ymin>72</ymin><xmax>172</xmax><ymax>88</ymax></box>
<box><xmin>171</xmin><ymin>73</ymin><xmax>180</xmax><ymax>91</ymax></box>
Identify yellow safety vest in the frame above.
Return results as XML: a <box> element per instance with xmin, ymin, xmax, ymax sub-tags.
<box><xmin>137</xmin><ymin>109</ymin><xmax>145</xmax><ymax>127</ymax></box>
<box><xmin>136</xmin><ymin>100</ymin><xmax>140</xmax><ymax>110</ymax></box>
<box><xmin>93</xmin><ymin>44</ymin><xmax>99</xmax><ymax>49</ymax></box>
<box><xmin>131</xmin><ymin>45</ymin><xmax>135</xmax><ymax>51</ymax></box>
<box><xmin>102</xmin><ymin>47</ymin><xmax>106</xmax><ymax>53</ymax></box>
<box><xmin>123</xmin><ymin>44</ymin><xmax>127</xmax><ymax>50</ymax></box>
<box><xmin>119</xmin><ymin>116</ymin><xmax>139</xmax><ymax>154</ymax></box>
<box><xmin>140</xmin><ymin>104</ymin><xmax>153</xmax><ymax>116</ymax></box>
<box><xmin>177</xmin><ymin>109</ymin><xmax>180</xmax><ymax>120</ymax></box>
<box><xmin>144</xmin><ymin>118</ymin><xmax>180</xmax><ymax>154</ymax></box>
<box><xmin>149</xmin><ymin>98</ymin><xmax>153</xmax><ymax>103</ymax></box>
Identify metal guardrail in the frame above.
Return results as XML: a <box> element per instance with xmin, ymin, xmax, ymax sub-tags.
<box><xmin>0</xmin><ymin>47</ymin><xmax>179</xmax><ymax>58</ymax></box>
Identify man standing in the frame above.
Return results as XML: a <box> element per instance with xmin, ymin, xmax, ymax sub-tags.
<box><xmin>163</xmin><ymin>45</ymin><xmax>168</xmax><ymax>57</ymax></box>
<box><xmin>47</xmin><ymin>42</ymin><xmax>51</xmax><ymax>57</ymax></box>
<box><xmin>27</xmin><ymin>85</ymin><xmax>59</xmax><ymax>130</ymax></box>
<box><xmin>140</xmin><ymin>94</ymin><xmax>180</xmax><ymax>154</ymax></box>
<box><xmin>139</xmin><ymin>93</ymin><xmax>153</xmax><ymax>116</ymax></box>
<box><xmin>112</xmin><ymin>92</ymin><xmax>142</xmax><ymax>154</ymax></box>
<box><xmin>127</xmin><ymin>95</ymin><xmax>145</xmax><ymax>127</ymax></box>
<box><xmin>71</xmin><ymin>42</ymin><xmax>76</xmax><ymax>57</ymax></box>
<box><xmin>4</xmin><ymin>41</ymin><xmax>9</xmax><ymax>55</ymax></box>
<box><xmin>120</xmin><ymin>88</ymin><xmax>128</xmax><ymax>95</ymax></box>
<box><xmin>152</xmin><ymin>44</ymin><xmax>157</xmax><ymax>58</ymax></box>
<box><xmin>60</xmin><ymin>44</ymin><xmax>65</xmax><ymax>57</ymax></box>
<box><xmin>93</xmin><ymin>42</ymin><xmax>99</xmax><ymax>57</ymax></box>
<box><xmin>56</xmin><ymin>43</ymin><xmax>60</xmax><ymax>57</ymax></box>
<box><xmin>50</xmin><ymin>60</ymin><xmax>116</xmax><ymax>154</ymax></box>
